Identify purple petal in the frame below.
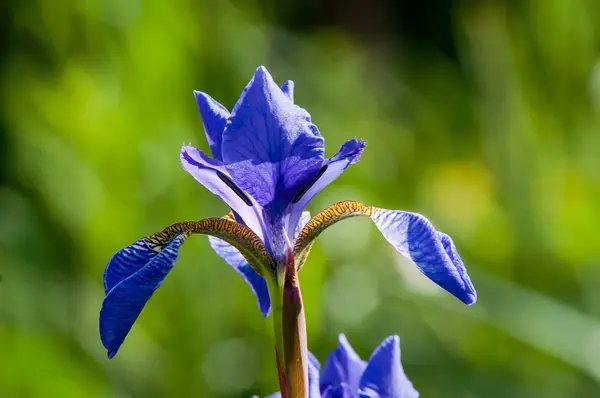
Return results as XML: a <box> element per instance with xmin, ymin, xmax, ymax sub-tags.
<box><xmin>222</xmin><ymin>66</ymin><xmax>325</xmax><ymax>215</ymax></box>
<box><xmin>371</xmin><ymin>209</ymin><xmax>477</xmax><ymax>305</ymax></box>
<box><xmin>320</xmin><ymin>334</ymin><xmax>367</xmax><ymax>395</ymax></box>
<box><xmin>437</xmin><ymin>231</ymin><xmax>477</xmax><ymax>303</ymax></box>
<box><xmin>323</xmin><ymin>385</ymin><xmax>355</xmax><ymax>398</ymax></box>
<box><xmin>193</xmin><ymin>91</ymin><xmax>230</xmax><ymax>161</ymax></box>
<box><xmin>100</xmin><ymin>234</ymin><xmax>186</xmax><ymax>358</ymax></box>
<box><xmin>358</xmin><ymin>336</ymin><xmax>418</xmax><ymax>398</ymax></box>
<box><xmin>293</xmin><ymin>211</ymin><xmax>311</xmax><ymax>243</ymax></box>
<box><xmin>281</xmin><ymin>80</ymin><xmax>294</xmax><ymax>101</ymax></box>
<box><xmin>208</xmin><ymin>236</ymin><xmax>271</xmax><ymax>317</ymax></box>
<box><xmin>286</xmin><ymin>138</ymin><xmax>365</xmax><ymax>240</ymax></box>
<box><xmin>180</xmin><ymin>145</ymin><xmax>266</xmax><ymax>240</ymax></box>
<box><xmin>308</xmin><ymin>350</ymin><xmax>322</xmax><ymax>398</ymax></box>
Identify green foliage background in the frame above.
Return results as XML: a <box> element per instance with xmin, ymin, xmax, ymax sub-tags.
<box><xmin>1</xmin><ymin>0</ymin><xmax>600</xmax><ymax>396</ymax></box>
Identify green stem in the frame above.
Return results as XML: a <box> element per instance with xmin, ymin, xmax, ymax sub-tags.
<box><xmin>267</xmin><ymin>274</ymin><xmax>287</xmax><ymax>397</ymax></box>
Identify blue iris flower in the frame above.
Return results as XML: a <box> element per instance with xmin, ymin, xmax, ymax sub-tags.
<box><xmin>259</xmin><ymin>334</ymin><xmax>418</xmax><ymax>398</ymax></box>
<box><xmin>99</xmin><ymin>66</ymin><xmax>476</xmax><ymax>359</ymax></box>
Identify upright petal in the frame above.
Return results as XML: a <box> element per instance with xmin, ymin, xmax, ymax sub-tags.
<box><xmin>100</xmin><ymin>234</ymin><xmax>187</xmax><ymax>358</ymax></box>
<box><xmin>286</xmin><ymin>138</ymin><xmax>365</xmax><ymax>240</ymax></box>
<box><xmin>208</xmin><ymin>235</ymin><xmax>271</xmax><ymax>317</ymax></box>
<box><xmin>308</xmin><ymin>351</ymin><xmax>322</xmax><ymax>398</ymax></box>
<box><xmin>371</xmin><ymin>208</ymin><xmax>477</xmax><ymax>305</ymax></box>
<box><xmin>181</xmin><ymin>145</ymin><xmax>266</xmax><ymax>240</ymax></box>
<box><xmin>222</xmin><ymin>66</ymin><xmax>325</xmax><ymax>214</ymax></box>
<box><xmin>293</xmin><ymin>211</ymin><xmax>312</xmax><ymax>242</ymax></box>
<box><xmin>358</xmin><ymin>336</ymin><xmax>418</xmax><ymax>398</ymax></box>
<box><xmin>194</xmin><ymin>91</ymin><xmax>230</xmax><ymax>160</ymax></box>
<box><xmin>281</xmin><ymin>80</ymin><xmax>294</xmax><ymax>101</ymax></box>
<box><xmin>320</xmin><ymin>334</ymin><xmax>367</xmax><ymax>395</ymax></box>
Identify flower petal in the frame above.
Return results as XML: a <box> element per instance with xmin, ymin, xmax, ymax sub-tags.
<box><xmin>208</xmin><ymin>235</ymin><xmax>271</xmax><ymax>317</ymax></box>
<box><xmin>320</xmin><ymin>334</ymin><xmax>367</xmax><ymax>395</ymax></box>
<box><xmin>193</xmin><ymin>91</ymin><xmax>230</xmax><ymax>160</ymax></box>
<box><xmin>371</xmin><ymin>208</ymin><xmax>477</xmax><ymax>305</ymax></box>
<box><xmin>222</xmin><ymin>66</ymin><xmax>325</xmax><ymax>215</ymax></box>
<box><xmin>286</xmin><ymin>138</ymin><xmax>365</xmax><ymax>240</ymax></box>
<box><xmin>308</xmin><ymin>351</ymin><xmax>321</xmax><ymax>398</ymax></box>
<box><xmin>358</xmin><ymin>336</ymin><xmax>418</xmax><ymax>398</ymax></box>
<box><xmin>100</xmin><ymin>234</ymin><xmax>187</xmax><ymax>358</ymax></box>
<box><xmin>281</xmin><ymin>80</ymin><xmax>294</xmax><ymax>101</ymax></box>
<box><xmin>181</xmin><ymin>145</ymin><xmax>266</xmax><ymax>240</ymax></box>
<box><xmin>323</xmin><ymin>385</ymin><xmax>355</xmax><ymax>398</ymax></box>
<box><xmin>294</xmin><ymin>211</ymin><xmax>312</xmax><ymax>242</ymax></box>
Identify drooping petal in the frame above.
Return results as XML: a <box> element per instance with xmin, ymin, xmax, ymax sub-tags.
<box><xmin>208</xmin><ymin>235</ymin><xmax>271</xmax><ymax>317</ymax></box>
<box><xmin>320</xmin><ymin>334</ymin><xmax>367</xmax><ymax>396</ymax></box>
<box><xmin>286</xmin><ymin>138</ymin><xmax>365</xmax><ymax>240</ymax></box>
<box><xmin>193</xmin><ymin>91</ymin><xmax>230</xmax><ymax>160</ymax></box>
<box><xmin>371</xmin><ymin>208</ymin><xmax>477</xmax><ymax>305</ymax></box>
<box><xmin>294</xmin><ymin>201</ymin><xmax>476</xmax><ymax>304</ymax></box>
<box><xmin>437</xmin><ymin>231</ymin><xmax>476</xmax><ymax>300</ymax></box>
<box><xmin>358</xmin><ymin>336</ymin><xmax>418</xmax><ymax>398</ymax></box>
<box><xmin>100</xmin><ymin>234</ymin><xmax>187</xmax><ymax>358</ymax></box>
<box><xmin>281</xmin><ymin>80</ymin><xmax>294</xmax><ymax>101</ymax></box>
<box><xmin>222</xmin><ymin>66</ymin><xmax>325</xmax><ymax>215</ymax></box>
<box><xmin>100</xmin><ymin>218</ymin><xmax>274</xmax><ymax>359</ymax></box>
<box><xmin>180</xmin><ymin>145</ymin><xmax>266</xmax><ymax>240</ymax></box>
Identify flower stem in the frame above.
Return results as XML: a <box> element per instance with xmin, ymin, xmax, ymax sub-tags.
<box><xmin>268</xmin><ymin>274</ymin><xmax>286</xmax><ymax>396</ymax></box>
<box><xmin>281</xmin><ymin>257</ymin><xmax>308</xmax><ymax>398</ymax></box>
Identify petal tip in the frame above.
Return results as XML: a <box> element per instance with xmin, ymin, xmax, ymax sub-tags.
<box><xmin>281</xmin><ymin>80</ymin><xmax>294</xmax><ymax>100</ymax></box>
<box><xmin>462</xmin><ymin>290</ymin><xmax>477</xmax><ymax>306</ymax></box>
<box><xmin>253</xmin><ymin>65</ymin><xmax>273</xmax><ymax>83</ymax></box>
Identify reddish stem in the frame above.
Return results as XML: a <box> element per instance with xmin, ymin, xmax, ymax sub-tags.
<box><xmin>275</xmin><ymin>346</ymin><xmax>288</xmax><ymax>398</ymax></box>
<box><xmin>282</xmin><ymin>257</ymin><xmax>308</xmax><ymax>398</ymax></box>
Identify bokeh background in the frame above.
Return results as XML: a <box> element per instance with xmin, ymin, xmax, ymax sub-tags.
<box><xmin>1</xmin><ymin>0</ymin><xmax>600</xmax><ymax>396</ymax></box>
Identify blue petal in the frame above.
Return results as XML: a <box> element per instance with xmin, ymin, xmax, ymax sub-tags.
<box><xmin>286</xmin><ymin>138</ymin><xmax>365</xmax><ymax>240</ymax></box>
<box><xmin>293</xmin><ymin>211</ymin><xmax>312</xmax><ymax>243</ymax></box>
<box><xmin>308</xmin><ymin>350</ymin><xmax>321</xmax><ymax>398</ymax></box>
<box><xmin>222</xmin><ymin>66</ymin><xmax>325</xmax><ymax>214</ymax></box>
<box><xmin>320</xmin><ymin>334</ymin><xmax>367</xmax><ymax>396</ymax></box>
<box><xmin>358</xmin><ymin>336</ymin><xmax>418</xmax><ymax>398</ymax></box>
<box><xmin>281</xmin><ymin>80</ymin><xmax>294</xmax><ymax>101</ymax></box>
<box><xmin>100</xmin><ymin>234</ymin><xmax>186</xmax><ymax>358</ymax></box>
<box><xmin>323</xmin><ymin>385</ymin><xmax>355</xmax><ymax>398</ymax></box>
<box><xmin>181</xmin><ymin>145</ymin><xmax>266</xmax><ymax>241</ymax></box>
<box><xmin>371</xmin><ymin>209</ymin><xmax>477</xmax><ymax>305</ymax></box>
<box><xmin>208</xmin><ymin>236</ymin><xmax>271</xmax><ymax>317</ymax></box>
<box><xmin>194</xmin><ymin>91</ymin><xmax>230</xmax><ymax>161</ymax></box>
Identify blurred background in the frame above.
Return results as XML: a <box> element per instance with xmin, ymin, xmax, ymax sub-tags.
<box><xmin>1</xmin><ymin>0</ymin><xmax>600</xmax><ymax>396</ymax></box>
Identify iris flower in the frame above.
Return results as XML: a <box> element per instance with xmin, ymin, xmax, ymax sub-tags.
<box><xmin>99</xmin><ymin>66</ymin><xmax>476</xmax><ymax>396</ymax></box>
<box><xmin>259</xmin><ymin>334</ymin><xmax>418</xmax><ymax>398</ymax></box>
